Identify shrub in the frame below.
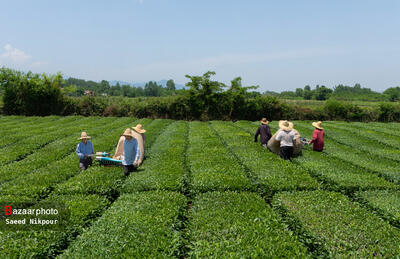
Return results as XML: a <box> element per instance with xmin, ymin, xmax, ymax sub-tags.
<box><xmin>122</xmin><ymin>121</ymin><xmax>187</xmax><ymax>193</ymax></box>
<box><xmin>378</xmin><ymin>102</ymin><xmax>400</xmax><ymax>122</ymax></box>
<box><xmin>59</xmin><ymin>191</ymin><xmax>186</xmax><ymax>258</ymax></box>
<box><xmin>210</xmin><ymin>121</ymin><xmax>320</xmax><ymax>194</ymax></box>
<box><xmin>0</xmin><ymin>194</ymin><xmax>110</xmax><ymax>258</ymax></box>
<box><xmin>187</xmin><ymin>122</ymin><xmax>254</xmax><ymax>194</ymax></box>
<box><xmin>188</xmin><ymin>191</ymin><xmax>310</xmax><ymax>258</ymax></box>
<box><xmin>273</xmin><ymin>190</ymin><xmax>400</xmax><ymax>257</ymax></box>
<box><xmin>0</xmin><ymin>68</ymin><xmax>65</xmax><ymax>115</ymax></box>
<box><xmin>356</xmin><ymin>190</ymin><xmax>400</xmax><ymax>228</ymax></box>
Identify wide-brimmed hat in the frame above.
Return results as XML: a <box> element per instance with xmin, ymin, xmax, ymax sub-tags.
<box><xmin>79</xmin><ymin>132</ymin><xmax>91</xmax><ymax>140</ymax></box>
<box><xmin>312</xmin><ymin>121</ymin><xmax>323</xmax><ymax>130</ymax></box>
<box><xmin>279</xmin><ymin>120</ymin><xmax>294</xmax><ymax>131</ymax></box>
<box><xmin>121</xmin><ymin>128</ymin><xmax>133</xmax><ymax>137</ymax></box>
<box><xmin>132</xmin><ymin>124</ymin><xmax>146</xmax><ymax>133</ymax></box>
<box><xmin>260</xmin><ymin>118</ymin><xmax>269</xmax><ymax>125</ymax></box>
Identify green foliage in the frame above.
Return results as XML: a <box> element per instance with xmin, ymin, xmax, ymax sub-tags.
<box><xmin>59</xmin><ymin>191</ymin><xmax>186</xmax><ymax>258</ymax></box>
<box><xmin>273</xmin><ymin>191</ymin><xmax>400</xmax><ymax>258</ymax></box>
<box><xmin>294</xmin><ymin>151</ymin><xmax>396</xmax><ymax>193</ymax></box>
<box><xmin>0</xmin><ymin>194</ymin><xmax>110</xmax><ymax>258</ymax></box>
<box><xmin>187</xmin><ymin>122</ymin><xmax>253</xmax><ymax>194</ymax></box>
<box><xmin>1</xmin><ymin>116</ymin><xmax>400</xmax><ymax>257</ymax></box>
<box><xmin>383</xmin><ymin>87</ymin><xmax>400</xmax><ymax>101</ymax></box>
<box><xmin>0</xmin><ymin>116</ymin><xmax>88</xmax><ymax>165</ymax></box>
<box><xmin>0</xmin><ymin>117</ymin><xmax>129</xmax><ymax>184</ymax></box>
<box><xmin>54</xmin><ymin>166</ymin><xmax>125</xmax><ymax>200</ymax></box>
<box><xmin>211</xmin><ymin>121</ymin><xmax>320</xmax><ymax>194</ymax></box>
<box><xmin>185</xmin><ymin>71</ymin><xmax>225</xmax><ymax>119</ymax></box>
<box><xmin>122</xmin><ymin>121</ymin><xmax>187</xmax><ymax>192</ymax></box>
<box><xmin>314</xmin><ymin>85</ymin><xmax>332</xmax><ymax>100</ymax></box>
<box><xmin>356</xmin><ymin>190</ymin><xmax>400</xmax><ymax>228</ymax></box>
<box><xmin>378</xmin><ymin>102</ymin><xmax>400</xmax><ymax>122</ymax></box>
<box><xmin>0</xmin><ymin>68</ymin><xmax>65</xmax><ymax>115</ymax></box>
<box><xmin>166</xmin><ymin>79</ymin><xmax>176</xmax><ymax>91</ymax></box>
<box><xmin>188</xmin><ymin>191</ymin><xmax>310</xmax><ymax>258</ymax></box>
<box><xmin>294</xmin><ymin>121</ymin><xmax>400</xmax><ymax>183</ymax></box>
<box><xmin>0</xmin><ymin>117</ymin><xmax>133</xmax><ymax>199</ymax></box>
<box><xmin>0</xmin><ymin>116</ymin><xmax>61</xmax><ymax>148</ymax></box>
<box><xmin>323</xmin><ymin>98</ymin><xmax>376</xmax><ymax>121</ymax></box>
<box><xmin>324</xmin><ymin>121</ymin><xmax>400</xmax><ymax>149</ymax></box>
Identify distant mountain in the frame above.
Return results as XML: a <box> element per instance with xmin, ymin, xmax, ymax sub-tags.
<box><xmin>109</xmin><ymin>80</ymin><xmax>186</xmax><ymax>89</ymax></box>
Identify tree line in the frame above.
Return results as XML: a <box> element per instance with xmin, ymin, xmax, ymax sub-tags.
<box><xmin>63</xmin><ymin>78</ymin><xmax>180</xmax><ymax>97</ymax></box>
<box><xmin>272</xmin><ymin>83</ymin><xmax>400</xmax><ymax>102</ymax></box>
<box><xmin>1</xmin><ymin>67</ymin><xmax>399</xmax><ymax>122</ymax></box>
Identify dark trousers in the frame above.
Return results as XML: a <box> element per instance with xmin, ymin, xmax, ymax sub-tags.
<box><xmin>280</xmin><ymin>146</ymin><xmax>294</xmax><ymax>160</ymax></box>
<box><xmin>79</xmin><ymin>157</ymin><xmax>92</xmax><ymax>170</ymax></box>
<box><xmin>123</xmin><ymin>164</ymin><xmax>137</xmax><ymax>176</ymax></box>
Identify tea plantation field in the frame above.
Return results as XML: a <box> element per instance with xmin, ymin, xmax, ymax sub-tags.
<box><xmin>1</xmin><ymin>116</ymin><xmax>400</xmax><ymax>258</ymax></box>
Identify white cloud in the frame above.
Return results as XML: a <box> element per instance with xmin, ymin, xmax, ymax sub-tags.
<box><xmin>1</xmin><ymin>44</ymin><xmax>31</xmax><ymax>64</ymax></box>
<box><xmin>0</xmin><ymin>44</ymin><xmax>48</xmax><ymax>70</ymax></box>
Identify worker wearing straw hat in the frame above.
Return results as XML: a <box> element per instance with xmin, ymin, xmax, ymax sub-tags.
<box><xmin>131</xmin><ymin>124</ymin><xmax>146</xmax><ymax>165</ymax></box>
<box><xmin>254</xmin><ymin>118</ymin><xmax>272</xmax><ymax>149</ymax></box>
<box><xmin>76</xmin><ymin>132</ymin><xmax>94</xmax><ymax>170</ymax></box>
<box><xmin>121</xmin><ymin>128</ymin><xmax>140</xmax><ymax>176</ymax></box>
<box><xmin>275</xmin><ymin>120</ymin><xmax>297</xmax><ymax>160</ymax></box>
<box><xmin>309</xmin><ymin>121</ymin><xmax>325</xmax><ymax>152</ymax></box>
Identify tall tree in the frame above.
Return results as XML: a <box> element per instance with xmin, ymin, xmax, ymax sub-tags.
<box><xmin>166</xmin><ymin>79</ymin><xmax>176</xmax><ymax>91</ymax></box>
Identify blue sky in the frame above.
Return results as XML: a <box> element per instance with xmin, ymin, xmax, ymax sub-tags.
<box><xmin>0</xmin><ymin>0</ymin><xmax>399</xmax><ymax>92</ymax></box>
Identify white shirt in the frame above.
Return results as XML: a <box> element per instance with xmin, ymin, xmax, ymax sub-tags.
<box><xmin>276</xmin><ymin>130</ymin><xmax>296</xmax><ymax>147</ymax></box>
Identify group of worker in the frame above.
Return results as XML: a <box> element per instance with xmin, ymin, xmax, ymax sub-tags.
<box><xmin>76</xmin><ymin>118</ymin><xmax>325</xmax><ymax>172</ymax></box>
<box><xmin>75</xmin><ymin>124</ymin><xmax>146</xmax><ymax>176</ymax></box>
<box><xmin>254</xmin><ymin>118</ymin><xmax>325</xmax><ymax>160</ymax></box>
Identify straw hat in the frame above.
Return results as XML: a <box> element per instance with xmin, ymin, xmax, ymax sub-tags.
<box><xmin>260</xmin><ymin>118</ymin><xmax>269</xmax><ymax>125</ymax></box>
<box><xmin>279</xmin><ymin>120</ymin><xmax>294</xmax><ymax>131</ymax></box>
<box><xmin>121</xmin><ymin>128</ymin><xmax>133</xmax><ymax>137</ymax></box>
<box><xmin>78</xmin><ymin>132</ymin><xmax>91</xmax><ymax>140</ymax></box>
<box><xmin>132</xmin><ymin>124</ymin><xmax>146</xmax><ymax>133</ymax></box>
<box><xmin>312</xmin><ymin>121</ymin><xmax>323</xmax><ymax>130</ymax></box>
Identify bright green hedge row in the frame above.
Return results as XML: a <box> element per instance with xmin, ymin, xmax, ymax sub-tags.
<box><xmin>366</xmin><ymin>122</ymin><xmax>400</xmax><ymax>133</ymax></box>
<box><xmin>187</xmin><ymin>121</ymin><xmax>253</xmax><ymax>194</ymax></box>
<box><xmin>187</xmin><ymin>191</ymin><xmax>310</xmax><ymax>258</ymax></box>
<box><xmin>0</xmin><ymin>115</ymin><xmax>33</xmax><ymax>126</ymax></box>
<box><xmin>0</xmin><ymin>117</ymin><xmax>132</xmax><ymax>185</ymax></box>
<box><xmin>294</xmin><ymin>122</ymin><xmax>400</xmax><ymax>183</ymax></box>
<box><xmin>325</xmin><ymin>121</ymin><xmax>400</xmax><ymax>150</ymax></box>
<box><xmin>0</xmin><ymin>116</ymin><xmax>57</xmax><ymax>137</ymax></box>
<box><xmin>137</xmin><ymin>119</ymin><xmax>173</xmax><ymax>153</ymax></box>
<box><xmin>295</xmin><ymin>151</ymin><xmax>397</xmax><ymax>193</ymax></box>
<box><xmin>295</xmin><ymin>121</ymin><xmax>400</xmax><ymax>162</ymax></box>
<box><xmin>327</xmin><ymin>121</ymin><xmax>400</xmax><ymax>147</ymax></box>
<box><xmin>356</xmin><ymin>190</ymin><xmax>400</xmax><ymax>228</ymax></box>
<box><xmin>59</xmin><ymin>191</ymin><xmax>186</xmax><ymax>258</ymax></box>
<box><xmin>53</xmin><ymin>166</ymin><xmax>125</xmax><ymax>200</ymax></box>
<box><xmin>0</xmin><ymin>116</ymin><xmax>76</xmax><ymax>148</ymax></box>
<box><xmin>122</xmin><ymin>121</ymin><xmax>187</xmax><ymax>193</ymax></box>
<box><xmin>0</xmin><ymin>116</ymin><xmax>90</xmax><ymax>164</ymax></box>
<box><xmin>273</xmin><ymin>190</ymin><xmax>400</xmax><ymax>257</ymax></box>
<box><xmin>0</xmin><ymin>194</ymin><xmax>110</xmax><ymax>258</ymax></box>
<box><xmin>210</xmin><ymin>121</ymin><xmax>320</xmax><ymax>193</ymax></box>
